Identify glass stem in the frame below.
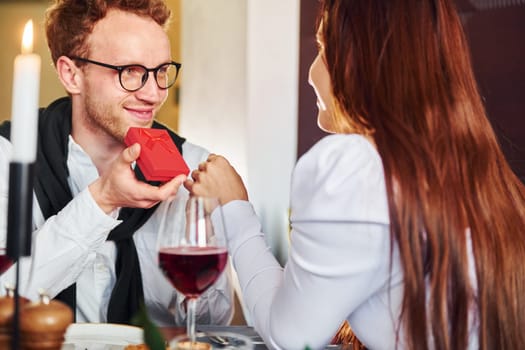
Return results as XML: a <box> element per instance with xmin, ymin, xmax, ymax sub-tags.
<box><xmin>187</xmin><ymin>297</ymin><xmax>197</xmax><ymax>343</ymax></box>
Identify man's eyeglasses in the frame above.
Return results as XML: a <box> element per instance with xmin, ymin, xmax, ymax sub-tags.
<box><xmin>71</xmin><ymin>56</ymin><xmax>182</xmax><ymax>92</ymax></box>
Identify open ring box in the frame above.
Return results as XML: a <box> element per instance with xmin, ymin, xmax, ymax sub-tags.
<box><xmin>125</xmin><ymin>127</ymin><xmax>190</xmax><ymax>182</ymax></box>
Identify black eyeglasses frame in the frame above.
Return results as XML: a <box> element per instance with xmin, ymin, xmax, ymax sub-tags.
<box><xmin>70</xmin><ymin>56</ymin><xmax>182</xmax><ymax>92</ymax></box>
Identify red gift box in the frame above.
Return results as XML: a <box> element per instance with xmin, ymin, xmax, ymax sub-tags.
<box><xmin>124</xmin><ymin>127</ymin><xmax>190</xmax><ymax>182</ymax></box>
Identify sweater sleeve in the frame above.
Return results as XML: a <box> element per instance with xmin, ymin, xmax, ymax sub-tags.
<box><xmin>223</xmin><ymin>135</ymin><xmax>392</xmax><ymax>350</ymax></box>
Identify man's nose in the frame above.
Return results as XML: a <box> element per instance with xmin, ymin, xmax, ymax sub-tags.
<box><xmin>135</xmin><ymin>72</ymin><xmax>163</xmax><ymax>100</ymax></box>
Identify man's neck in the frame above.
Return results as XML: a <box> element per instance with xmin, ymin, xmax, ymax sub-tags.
<box><xmin>70</xmin><ymin>118</ymin><xmax>123</xmax><ymax>176</ymax></box>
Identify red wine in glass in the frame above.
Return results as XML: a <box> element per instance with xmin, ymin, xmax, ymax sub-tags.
<box><xmin>159</xmin><ymin>246</ymin><xmax>228</xmax><ymax>298</ymax></box>
<box><xmin>0</xmin><ymin>249</ymin><xmax>13</xmax><ymax>275</ymax></box>
<box><xmin>157</xmin><ymin>196</ymin><xmax>228</xmax><ymax>345</ymax></box>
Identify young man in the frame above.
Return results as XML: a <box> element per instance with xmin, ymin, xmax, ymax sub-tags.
<box><xmin>0</xmin><ymin>0</ymin><xmax>233</xmax><ymax>326</ymax></box>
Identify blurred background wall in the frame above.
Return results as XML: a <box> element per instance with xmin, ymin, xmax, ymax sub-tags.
<box><xmin>298</xmin><ymin>1</ymin><xmax>525</xmax><ymax>184</ymax></box>
<box><xmin>179</xmin><ymin>0</ymin><xmax>299</xmax><ymax>265</ymax></box>
<box><xmin>0</xmin><ymin>1</ymin><xmax>62</xmax><ymax>121</ymax></box>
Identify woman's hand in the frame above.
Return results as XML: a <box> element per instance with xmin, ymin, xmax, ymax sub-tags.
<box><xmin>184</xmin><ymin>154</ymin><xmax>248</xmax><ymax>205</ymax></box>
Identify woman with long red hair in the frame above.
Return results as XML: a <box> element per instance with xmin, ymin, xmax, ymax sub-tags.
<box><xmin>186</xmin><ymin>0</ymin><xmax>525</xmax><ymax>348</ymax></box>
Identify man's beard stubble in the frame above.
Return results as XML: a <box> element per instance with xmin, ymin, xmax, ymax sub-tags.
<box><xmin>83</xmin><ymin>93</ymin><xmax>130</xmax><ymax>143</ymax></box>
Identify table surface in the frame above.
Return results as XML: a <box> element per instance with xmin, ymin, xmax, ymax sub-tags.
<box><xmin>160</xmin><ymin>325</ymin><xmax>352</xmax><ymax>350</ymax></box>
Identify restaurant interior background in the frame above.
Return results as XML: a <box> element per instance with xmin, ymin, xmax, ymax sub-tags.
<box><xmin>0</xmin><ymin>0</ymin><xmax>523</xmax><ymax>299</ymax></box>
<box><xmin>0</xmin><ymin>0</ymin><xmax>299</xmax><ymax>267</ymax></box>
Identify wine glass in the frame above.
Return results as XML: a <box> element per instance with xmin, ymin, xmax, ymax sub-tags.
<box><xmin>157</xmin><ymin>195</ymin><xmax>229</xmax><ymax>349</ymax></box>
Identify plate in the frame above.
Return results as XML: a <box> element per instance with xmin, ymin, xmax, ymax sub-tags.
<box><xmin>62</xmin><ymin>323</ymin><xmax>144</xmax><ymax>350</ymax></box>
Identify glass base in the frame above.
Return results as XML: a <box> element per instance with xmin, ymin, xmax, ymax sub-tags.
<box><xmin>170</xmin><ymin>331</ymin><xmax>254</xmax><ymax>350</ymax></box>
<box><xmin>173</xmin><ymin>340</ymin><xmax>212</xmax><ymax>350</ymax></box>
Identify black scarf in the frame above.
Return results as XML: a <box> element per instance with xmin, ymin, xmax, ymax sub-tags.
<box><xmin>0</xmin><ymin>96</ymin><xmax>185</xmax><ymax>324</ymax></box>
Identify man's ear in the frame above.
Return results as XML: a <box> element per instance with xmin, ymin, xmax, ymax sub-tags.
<box><xmin>56</xmin><ymin>56</ymin><xmax>82</xmax><ymax>94</ymax></box>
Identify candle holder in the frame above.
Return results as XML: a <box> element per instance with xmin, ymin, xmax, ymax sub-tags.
<box><xmin>7</xmin><ymin>163</ymin><xmax>34</xmax><ymax>258</ymax></box>
<box><xmin>7</xmin><ymin>162</ymin><xmax>35</xmax><ymax>350</ymax></box>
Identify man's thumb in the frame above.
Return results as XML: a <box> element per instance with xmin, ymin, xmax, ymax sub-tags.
<box><xmin>123</xmin><ymin>143</ymin><xmax>141</xmax><ymax>163</ymax></box>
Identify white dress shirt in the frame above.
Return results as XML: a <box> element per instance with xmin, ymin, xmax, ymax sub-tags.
<box><xmin>0</xmin><ymin>135</ymin><xmax>233</xmax><ymax>326</ymax></box>
<box><xmin>221</xmin><ymin>134</ymin><xmax>479</xmax><ymax>350</ymax></box>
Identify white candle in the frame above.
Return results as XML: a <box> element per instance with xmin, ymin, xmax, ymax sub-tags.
<box><xmin>10</xmin><ymin>20</ymin><xmax>41</xmax><ymax>163</ymax></box>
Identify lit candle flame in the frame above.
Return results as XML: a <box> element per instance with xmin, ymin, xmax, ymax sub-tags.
<box><xmin>21</xmin><ymin>20</ymin><xmax>34</xmax><ymax>54</ymax></box>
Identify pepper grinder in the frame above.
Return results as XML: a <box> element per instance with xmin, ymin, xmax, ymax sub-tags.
<box><xmin>0</xmin><ymin>285</ymin><xmax>30</xmax><ymax>348</ymax></box>
<box><xmin>19</xmin><ymin>290</ymin><xmax>73</xmax><ymax>350</ymax></box>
